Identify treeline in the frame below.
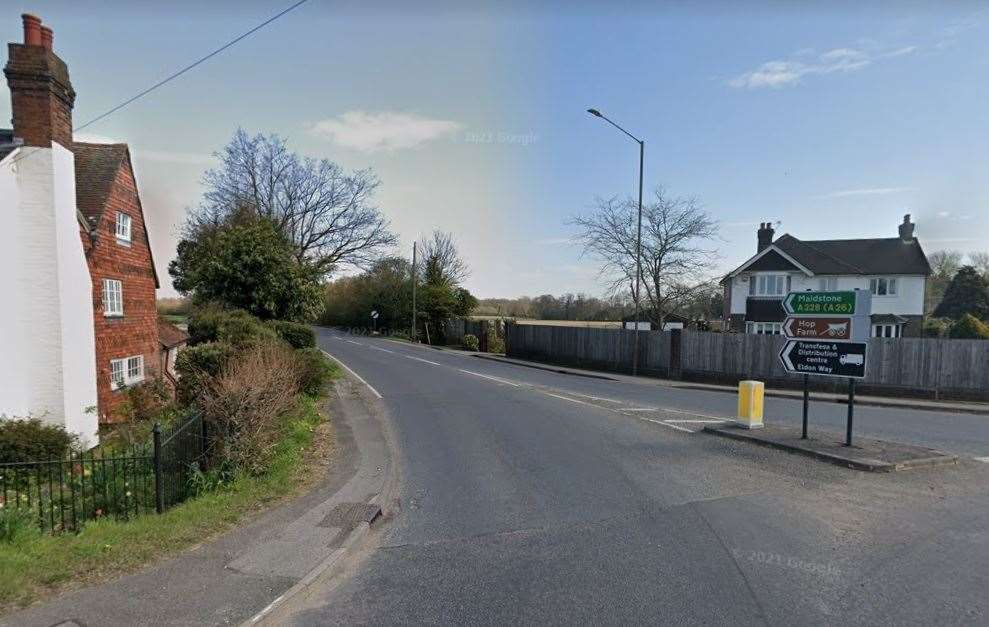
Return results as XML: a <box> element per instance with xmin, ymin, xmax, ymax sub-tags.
<box><xmin>474</xmin><ymin>287</ymin><xmax>724</xmax><ymax>322</ymax></box>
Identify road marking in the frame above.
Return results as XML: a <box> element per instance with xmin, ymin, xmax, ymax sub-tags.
<box><xmin>458</xmin><ymin>369</ymin><xmax>520</xmax><ymax>387</ymax></box>
<box><xmin>542</xmin><ymin>392</ymin><xmax>592</xmax><ymax>405</ymax></box>
<box><xmin>370</xmin><ymin>345</ymin><xmax>395</xmax><ymax>354</ymax></box>
<box><xmin>567</xmin><ymin>392</ymin><xmax>625</xmax><ymax>404</ymax></box>
<box><xmin>636</xmin><ymin>417</ymin><xmax>696</xmax><ymax>433</ymax></box>
<box><xmin>320</xmin><ymin>350</ymin><xmax>383</xmax><ymax>399</ymax></box>
<box><xmin>663</xmin><ymin>419</ymin><xmax>728</xmax><ymax>424</ymax></box>
<box><xmin>621</xmin><ymin>407</ymin><xmax>659</xmax><ymax>412</ymax></box>
<box><xmin>653</xmin><ymin>406</ymin><xmax>729</xmax><ymax>422</ymax></box>
<box><xmin>974</xmin><ymin>456</ymin><xmax>989</xmax><ymax>463</ymax></box>
<box><xmin>345</xmin><ymin>339</ymin><xmax>363</xmax><ymax>345</ymax></box>
<box><xmin>405</xmin><ymin>355</ymin><xmax>441</xmax><ymax>366</ymax></box>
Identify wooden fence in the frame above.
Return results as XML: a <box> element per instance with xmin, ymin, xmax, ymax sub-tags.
<box><xmin>505</xmin><ymin>324</ymin><xmax>989</xmax><ymax>400</ymax></box>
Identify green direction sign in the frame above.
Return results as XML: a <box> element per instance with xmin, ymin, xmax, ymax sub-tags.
<box><xmin>783</xmin><ymin>291</ymin><xmax>857</xmax><ymax>315</ymax></box>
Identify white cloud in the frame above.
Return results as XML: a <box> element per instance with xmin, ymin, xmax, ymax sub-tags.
<box><xmin>729</xmin><ymin>44</ymin><xmax>914</xmax><ymax>89</ymax></box>
<box><xmin>74</xmin><ymin>132</ymin><xmax>119</xmax><ymax>144</ymax></box>
<box><xmin>821</xmin><ymin>187</ymin><xmax>915</xmax><ymax>198</ymax></box>
<box><xmin>534</xmin><ymin>237</ymin><xmax>572</xmax><ymax>246</ymax></box>
<box><xmin>310</xmin><ymin>111</ymin><xmax>462</xmax><ymax>153</ymax></box>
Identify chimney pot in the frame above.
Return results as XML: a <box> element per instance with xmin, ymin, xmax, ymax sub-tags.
<box><xmin>757</xmin><ymin>221</ymin><xmax>775</xmax><ymax>253</ymax></box>
<box><xmin>22</xmin><ymin>13</ymin><xmax>43</xmax><ymax>46</ymax></box>
<box><xmin>898</xmin><ymin>214</ymin><xmax>915</xmax><ymax>241</ymax></box>
<box><xmin>40</xmin><ymin>25</ymin><xmax>53</xmax><ymax>51</ymax></box>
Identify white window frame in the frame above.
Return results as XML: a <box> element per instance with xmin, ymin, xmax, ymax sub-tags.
<box><xmin>115</xmin><ymin>212</ymin><xmax>132</xmax><ymax>243</ymax></box>
<box><xmin>102</xmin><ymin>279</ymin><xmax>123</xmax><ymax>317</ymax></box>
<box><xmin>869</xmin><ymin>277</ymin><xmax>898</xmax><ymax>296</ymax></box>
<box><xmin>872</xmin><ymin>324</ymin><xmax>902</xmax><ymax>338</ymax></box>
<box><xmin>746</xmin><ymin>321</ymin><xmax>782</xmax><ymax>335</ymax></box>
<box><xmin>110</xmin><ymin>354</ymin><xmax>145</xmax><ymax>390</ymax></box>
<box><xmin>750</xmin><ymin>274</ymin><xmax>788</xmax><ymax>297</ymax></box>
<box><xmin>818</xmin><ymin>277</ymin><xmax>838</xmax><ymax>291</ymax></box>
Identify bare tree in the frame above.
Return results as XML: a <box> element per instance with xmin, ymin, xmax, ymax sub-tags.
<box><xmin>571</xmin><ymin>187</ymin><xmax>719</xmax><ymax>326</ymax></box>
<box><xmin>417</xmin><ymin>230</ymin><xmax>470</xmax><ymax>286</ymax></box>
<box><xmin>926</xmin><ymin>250</ymin><xmax>964</xmax><ymax>313</ymax></box>
<box><xmin>188</xmin><ymin>130</ymin><xmax>397</xmax><ymax>275</ymax></box>
<box><xmin>969</xmin><ymin>251</ymin><xmax>989</xmax><ymax>279</ymax></box>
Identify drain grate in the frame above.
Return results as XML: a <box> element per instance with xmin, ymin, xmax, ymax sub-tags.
<box><xmin>318</xmin><ymin>502</ymin><xmax>382</xmax><ymax>529</ymax></box>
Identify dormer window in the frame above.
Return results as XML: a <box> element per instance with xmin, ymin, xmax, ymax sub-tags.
<box><xmin>115</xmin><ymin>212</ymin><xmax>132</xmax><ymax>243</ymax></box>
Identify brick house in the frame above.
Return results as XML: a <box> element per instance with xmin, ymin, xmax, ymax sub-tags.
<box><xmin>1</xmin><ymin>14</ymin><xmax>161</xmax><ymax>442</ymax></box>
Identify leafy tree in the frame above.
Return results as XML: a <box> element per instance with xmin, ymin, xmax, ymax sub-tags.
<box><xmin>948</xmin><ymin>314</ymin><xmax>989</xmax><ymax>339</ymax></box>
<box><xmin>926</xmin><ymin>250</ymin><xmax>963</xmax><ymax>314</ymax></box>
<box><xmin>321</xmin><ymin>257</ymin><xmax>413</xmax><ymax>330</ymax></box>
<box><xmin>933</xmin><ymin>265</ymin><xmax>989</xmax><ymax>321</ymax></box>
<box><xmin>170</xmin><ymin>218</ymin><xmax>322</xmax><ymax>321</ymax></box>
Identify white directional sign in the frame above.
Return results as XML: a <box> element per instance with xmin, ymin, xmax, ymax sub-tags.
<box><xmin>370</xmin><ymin>310</ymin><xmax>379</xmax><ymax>319</ymax></box>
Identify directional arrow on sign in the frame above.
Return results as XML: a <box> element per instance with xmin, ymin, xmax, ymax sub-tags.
<box><xmin>779</xmin><ymin>340</ymin><xmax>867</xmax><ymax>379</ymax></box>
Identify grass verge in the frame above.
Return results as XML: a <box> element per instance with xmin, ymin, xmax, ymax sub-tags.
<box><xmin>0</xmin><ymin>391</ymin><xmax>331</xmax><ymax>613</ymax></box>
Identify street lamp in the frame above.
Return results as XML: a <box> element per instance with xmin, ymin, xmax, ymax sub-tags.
<box><xmin>586</xmin><ymin>108</ymin><xmax>645</xmax><ymax>376</ymax></box>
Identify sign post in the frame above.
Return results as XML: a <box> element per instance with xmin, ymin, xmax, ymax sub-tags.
<box><xmin>779</xmin><ymin>289</ymin><xmax>871</xmax><ymax>446</ymax></box>
<box><xmin>370</xmin><ymin>310</ymin><xmax>379</xmax><ymax>334</ymax></box>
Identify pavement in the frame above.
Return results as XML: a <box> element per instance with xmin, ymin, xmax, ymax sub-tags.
<box><xmin>2</xmin><ymin>377</ymin><xmax>394</xmax><ymax>627</ymax></box>
<box><xmin>262</xmin><ymin>328</ymin><xmax>989</xmax><ymax>625</ymax></box>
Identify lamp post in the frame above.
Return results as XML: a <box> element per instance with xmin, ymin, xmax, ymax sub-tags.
<box><xmin>587</xmin><ymin>108</ymin><xmax>644</xmax><ymax>376</ymax></box>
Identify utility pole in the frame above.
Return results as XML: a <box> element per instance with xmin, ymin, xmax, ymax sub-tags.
<box><xmin>411</xmin><ymin>241</ymin><xmax>418</xmax><ymax>343</ymax></box>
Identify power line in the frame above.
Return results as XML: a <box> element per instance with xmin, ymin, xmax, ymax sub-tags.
<box><xmin>75</xmin><ymin>0</ymin><xmax>309</xmax><ymax>132</ymax></box>
<box><xmin>7</xmin><ymin>0</ymin><xmax>309</xmax><ymax>166</ymax></box>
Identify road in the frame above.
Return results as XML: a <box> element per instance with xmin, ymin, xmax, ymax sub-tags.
<box><xmin>283</xmin><ymin>328</ymin><xmax>989</xmax><ymax>625</ymax></box>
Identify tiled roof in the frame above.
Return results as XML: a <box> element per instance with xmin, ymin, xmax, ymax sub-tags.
<box><xmin>158</xmin><ymin>320</ymin><xmax>189</xmax><ymax>348</ymax></box>
<box><xmin>73</xmin><ymin>142</ymin><xmax>129</xmax><ymax>223</ymax></box>
<box><xmin>773</xmin><ymin>234</ymin><xmax>931</xmax><ymax>275</ymax></box>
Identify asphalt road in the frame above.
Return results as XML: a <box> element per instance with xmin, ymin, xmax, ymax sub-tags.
<box><xmin>286</xmin><ymin>329</ymin><xmax>989</xmax><ymax>625</ymax></box>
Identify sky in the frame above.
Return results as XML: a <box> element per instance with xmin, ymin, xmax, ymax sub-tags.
<box><xmin>2</xmin><ymin>1</ymin><xmax>987</xmax><ymax>299</ymax></box>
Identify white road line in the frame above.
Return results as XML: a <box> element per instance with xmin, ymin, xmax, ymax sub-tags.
<box><xmin>458</xmin><ymin>369</ymin><xmax>521</xmax><ymax>387</ymax></box>
<box><xmin>636</xmin><ymin>417</ymin><xmax>696</xmax><ymax>433</ymax></box>
<box><xmin>567</xmin><ymin>392</ymin><xmax>625</xmax><ymax>404</ymax></box>
<box><xmin>405</xmin><ymin>355</ymin><xmax>441</xmax><ymax>366</ymax></box>
<box><xmin>320</xmin><ymin>350</ymin><xmax>383</xmax><ymax>399</ymax></box>
<box><xmin>974</xmin><ymin>456</ymin><xmax>989</xmax><ymax>463</ymax></box>
<box><xmin>621</xmin><ymin>407</ymin><xmax>659</xmax><ymax>412</ymax></box>
<box><xmin>345</xmin><ymin>339</ymin><xmax>363</xmax><ymax>345</ymax></box>
<box><xmin>542</xmin><ymin>392</ymin><xmax>593</xmax><ymax>405</ymax></box>
<box><xmin>370</xmin><ymin>345</ymin><xmax>395</xmax><ymax>354</ymax></box>
<box><xmin>663</xmin><ymin>419</ymin><xmax>728</xmax><ymax>424</ymax></box>
<box><xmin>654</xmin><ymin>406</ymin><xmax>729</xmax><ymax>422</ymax></box>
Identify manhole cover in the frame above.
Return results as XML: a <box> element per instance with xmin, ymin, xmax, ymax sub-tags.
<box><xmin>318</xmin><ymin>502</ymin><xmax>381</xmax><ymax>529</ymax></box>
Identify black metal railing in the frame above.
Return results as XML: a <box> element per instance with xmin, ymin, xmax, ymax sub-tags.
<box><xmin>0</xmin><ymin>413</ymin><xmax>206</xmax><ymax>534</ymax></box>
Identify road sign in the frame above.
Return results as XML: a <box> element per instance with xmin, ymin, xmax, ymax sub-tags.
<box><xmin>371</xmin><ymin>310</ymin><xmax>379</xmax><ymax>319</ymax></box>
<box><xmin>783</xmin><ymin>291</ymin><xmax>857</xmax><ymax>315</ymax></box>
<box><xmin>779</xmin><ymin>340</ymin><xmax>867</xmax><ymax>379</ymax></box>
<box><xmin>783</xmin><ymin>316</ymin><xmax>853</xmax><ymax>340</ymax></box>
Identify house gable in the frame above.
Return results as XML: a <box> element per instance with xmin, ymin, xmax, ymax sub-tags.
<box><xmin>743</xmin><ymin>249</ymin><xmax>802</xmax><ymax>273</ymax></box>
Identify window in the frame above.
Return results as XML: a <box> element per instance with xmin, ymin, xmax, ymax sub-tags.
<box><xmin>818</xmin><ymin>277</ymin><xmax>837</xmax><ymax>291</ymax></box>
<box><xmin>110</xmin><ymin>355</ymin><xmax>144</xmax><ymax>390</ymax></box>
<box><xmin>115</xmin><ymin>212</ymin><xmax>132</xmax><ymax>242</ymax></box>
<box><xmin>870</xmin><ymin>277</ymin><xmax>897</xmax><ymax>296</ymax></box>
<box><xmin>750</xmin><ymin>274</ymin><xmax>788</xmax><ymax>297</ymax></box>
<box><xmin>102</xmin><ymin>279</ymin><xmax>123</xmax><ymax>316</ymax></box>
<box><xmin>746</xmin><ymin>321</ymin><xmax>782</xmax><ymax>335</ymax></box>
<box><xmin>872</xmin><ymin>324</ymin><xmax>902</xmax><ymax>338</ymax></box>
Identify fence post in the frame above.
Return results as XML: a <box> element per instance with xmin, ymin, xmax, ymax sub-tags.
<box><xmin>669</xmin><ymin>329</ymin><xmax>683</xmax><ymax>380</ymax></box>
<box><xmin>153</xmin><ymin>422</ymin><xmax>164</xmax><ymax>514</ymax></box>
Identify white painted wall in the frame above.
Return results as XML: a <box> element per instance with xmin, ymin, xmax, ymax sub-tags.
<box><xmin>730</xmin><ymin>272</ymin><xmax>927</xmax><ymax>317</ymax></box>
<box><xmin>0</xmin><ymin>144</ymin><xmax>98</xmax><ymax>447</ymax></box>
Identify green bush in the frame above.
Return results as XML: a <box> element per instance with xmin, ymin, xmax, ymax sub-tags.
<box><xmin>948</xmin><ymin>313</ymin><xmax>989</xmax><ymax>339</ymax></box>
<box><xmin>188</xmin><ymin>308</ymin><xmax>277</xmax><ymax>348</ymax></box>
<box><xmin>0</xmin><ymin>418</ymin><xmax>76</xmax><ymax>464</ymax></box>
<box><xmin>463</xmin><ymin>334</ymin><xmax>479</xmax><ymax>351</ymax></box>
<box><xmin>175</xmin><ymin>342</ymin><xmax>235</xmax><ymax>406</ymax></box>
<box><xmin>923</xmin><ymin>317</ymin><xmax>952</xmax><ymax>338</ymax></box>
<box><xmin>267</xmin><ymin>320</ymin><xmax>316</xmax><ymax>349</ymax></box>
<box><xmin>295</xmin><ymin>348</ymin><xmax>334</xmax><ymax>396</ymax></box>
<box><xmin>0</xmin><ymin>507</ymin><xmax>38</xmax><ymax>544</ymax></box>
<box><xmin>486</xmin><ymin>329</ymin><xmax>505</xmax><ymax>354</ymax></box>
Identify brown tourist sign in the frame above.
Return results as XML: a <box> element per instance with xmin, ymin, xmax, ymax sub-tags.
<box><xmin>782</xmin><ymin>316</ymin><xmax>853</xmax><ymax>340</ymax></box>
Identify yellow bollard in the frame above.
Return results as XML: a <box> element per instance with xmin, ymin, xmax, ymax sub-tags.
<box><xmin>737</xmin><ymin>380</ymin><xmax>765</xmax><ymax>429</ymax></box>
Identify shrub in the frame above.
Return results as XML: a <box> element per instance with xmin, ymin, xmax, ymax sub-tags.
<box><xmin>199</xmin><ymin>340</ymin><xmax>301</xmax><ymax>475</ymax></box>
<box><xmin>0</xmin><ymin>507</ymin><xmax>38</xmax><ymax>544</ymax></box>
<box><xmin>923</xmin><ymin>317</ymin><xmax>951</xmax><ymax>338</ymax></box>
<box><xmin>486</xmin><ymin>329</ymin><xmax>505</xmax><ymax>354</ymax></box>
<box><xmin>188</xmin><ymin>308</ymin><xmax>277</xmax><ymax>348</ymax></box>
<box><xmin>175</xmin><ymin>342</ymin><xmax>235</xmax><ymax>406</ymax></box>
<box><xmin>463</xmin><ymin>334</ymin><xmax>479</xmax><ymax>351</ymax></box>
<box><xmin>267</xmin><ymin>320</ymin><xmax>316</xmax><ymax>349</ymax></box>
<box><xmin>948</xmin><ymin>313</ymin><xmax>989</xmax><ymax>339</ymax></box>
<box><xmin>120</xmin><ymin>377</ymin><xmax>173</xmax><ymax>423</ymax></box>
<box><xmin>0</xmin><ymin>418</ymin><xmax>76</xmax><ymax>464</ymax></box>
<box><xmin>295</xmin><ymin>348</ymin><xmax>334</xmax><ymax>396</ymax></box>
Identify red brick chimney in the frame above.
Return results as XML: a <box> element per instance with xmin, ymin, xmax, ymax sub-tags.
<box><xmin>3</xmin><ymin>14</ymin><xmax>75</xmax><ymax>148</ymax></box>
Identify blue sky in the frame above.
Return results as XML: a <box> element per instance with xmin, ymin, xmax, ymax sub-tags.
<box><xmin>3</xmin><ymin>2</ymin><xmax>987</xmax><ymax>298</ymax></box>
